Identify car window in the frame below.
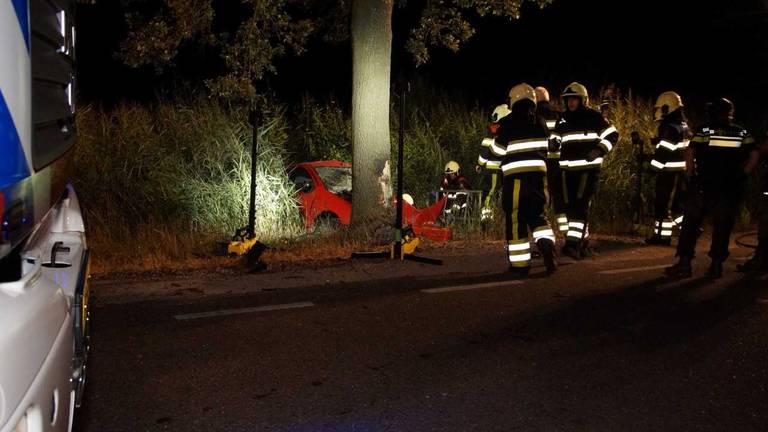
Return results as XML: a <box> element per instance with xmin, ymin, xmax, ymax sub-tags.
<box><xmin>290</xmin><ymin>167</ymin><xmax>314</xmax><ymax>192</ymax></box>
<box><xmin>315</xmin><ymin>166</ymin><xmax>352</xmax><ymax>195</ymax></box>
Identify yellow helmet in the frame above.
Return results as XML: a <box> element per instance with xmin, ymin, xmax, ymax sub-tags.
<box><xmin>534</xmin><ymin>86</ymin><xmax>550</xmax><ymax>103</ymax></box>
<box><xmin>444</xmin><ymin>161</ymin><xmax>460</xmax><ymax>174</ymax></box>
<box><xmin>654</xmin><ymin>91</ymin><xmax>683</xmax><ymax>122</ymax></box>
<box><xmin>490</xmin><ymin>104</ymin><xmax>511</xmax><ymax>123</ymax></box>
<box><xmin>561</xmin><ymin>82</ymin><xmax>589</xmax><ymax>105</ymax></box>
<box><xmin>509</xmin><ymin>83</ymin><xmax>537</xmax><ymax>108</ymax></box>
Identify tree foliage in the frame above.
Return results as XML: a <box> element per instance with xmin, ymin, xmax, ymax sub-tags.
<box><xmin>406</xmin><ymin>0</ymin><xmax>554</xmax><ymax>65</ymax></box>
<box><xmin>119</xmin><ymin>0</ymin><xmax>553</xmax><ymax>102</ymax></box>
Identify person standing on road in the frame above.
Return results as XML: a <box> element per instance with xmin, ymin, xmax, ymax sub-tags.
<box><xmin>738</xmin><ymin>136</ymin><xmax>768</xmax><ymax>272</ymax></box>
<box><xmin>535</xmin><ymin>86</ymin><xmax>567</xmax><ymax>235</ymax></box>
<box><xmin>646</xmin><ymin>91</ymin><xmax>691</xmax><ymax>246</ymax></box>
<box><xmin>665</xmin><ymin>98</ymin><xmax>761</xmax><ymax>278</ymax></box>
<box><xmin>488</xmin><ymin>83</ymin><xmax>557</xmax><ymax>278</ymax></box>
<box><xmin>477</xmin><ymin>104</ymin><xmax>511</xmax><ymax>222</ymax></box>
<box><xmin>550</xmin><ymin>82</ymin><xmax>620</xmax><ymax>259</ymax></box>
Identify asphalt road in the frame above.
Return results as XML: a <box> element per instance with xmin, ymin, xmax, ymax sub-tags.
<box><xmin>75</xmin><ymin>242</ymin><xmax>768</xmax><ymax>431</ymax></box>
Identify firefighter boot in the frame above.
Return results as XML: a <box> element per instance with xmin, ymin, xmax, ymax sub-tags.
<box><xmin>665</xmin><ymin>256</ymin><xmax>692</xmax><ymax>278</ymax></box>
<box><xmin>645</xmin><ymin>235</ymin><xmax>672</xmax><ymax>246</ymax></box>
<box><xmin>536</xmin><ymin>238</ymin><xmax>557</xmax><ymax>275</ymax></box>
<box><xmin>737</xmin><ymin>253</ymin><xmax>768</xmax><ymax>273</ymax></box>
<box><xmin>508</xmin><ymin>265</ymin><xmax>531</xmax><ymax>279</ymax></box>
<box><xmin>580</xmin><ymin>239</ymin><xmax>596</xmax><ymax>258</ymax></box>
<box><xmin>561</xmin><ymin>241</ymin><xmax>581</xmax><ymax>260</ymax></box>
<box><xmin>706</xmin><ymin>260</ymin><xmax>724</xmax><ymax>279</ymax></box>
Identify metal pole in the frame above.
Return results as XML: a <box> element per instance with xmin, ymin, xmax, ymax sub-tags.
<box><xmin>631</xmin><ymin>131</ymin><xmax>643</xmax><ymax>226</ymax></box>
<box><xmin>247</xmin><ymin>109</ymin><xmax>259</xmax><ymax>237</ymax></box>
<box><xmin>394</xmin><ymin>82</ymin><xmax>407</xmax><ymax>258</ymax></box>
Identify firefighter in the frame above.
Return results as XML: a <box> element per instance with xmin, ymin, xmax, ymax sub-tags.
<box><xmin>477</xmin><ymin>104</ymin><xmax>511</xmax><ymax>221</ymax></box>
<box><xmin>535</xmin><ymin>86</ymin><xmax>567</xmax><ymax>235</ymax></box>
<box><xmin>441</xmin><ymin>161</ymin><xmax>470</xmax><ymax>216</ymax></box>
<box><xmin>665</xmin><ymin>98</ymin><xmax>761</xmax><ymax>278</ymax></box>
<box><xmin>550</xmin><ymin>82</ymin><xmax>620</xmax><ymax>259</ymax></box>
<box><xmin>488</xmin><ymin>83</ymin><xmax>556</xmax><ymax>278</ymax></box>
<box><xmin>646</xmin><ymin>91</ymin><xmax>691</xmax><ymax>246</ymax></box>
<box><xmin>737</xmin><ymin>137</ymin><xmax>768</xmax><ymax>272</ymax></box>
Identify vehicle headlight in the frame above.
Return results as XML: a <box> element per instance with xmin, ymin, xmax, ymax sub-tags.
<box><xmin>12</xmin><ymin>413</ymin><xmax>28</xmax><ymax>432</ymax></box>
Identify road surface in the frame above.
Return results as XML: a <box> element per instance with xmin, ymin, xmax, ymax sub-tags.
<box><xmin>75</xmin><ymin>239</ymin><xmax>768</xmax><ymax>431</ymax></box>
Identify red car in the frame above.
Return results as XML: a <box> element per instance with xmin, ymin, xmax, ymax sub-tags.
<box><xmin>289</xmin><ymin>160</ymin><xmax>353</xmax><ymax>229</ymax></box>
<box><xmin>289</xmin><ymin>161</ymin><xmax>449</xmax><ymax>238</ymax></box>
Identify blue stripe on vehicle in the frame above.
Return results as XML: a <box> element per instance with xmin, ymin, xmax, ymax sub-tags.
<box><xmin>0</xmin><ymin>90</ymin><xmax>30</xmax><ymax>190</ymax></box>
<box><xmin>11</xmin><ymin>0</ymin><xmax>30</xmax><ymax>52</ymax></box>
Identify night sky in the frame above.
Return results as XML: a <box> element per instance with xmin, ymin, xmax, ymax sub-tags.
<box><xmin>76</xmin><ymin>0</ymin><xmax>768</xmax><ymax>130</ymax></box>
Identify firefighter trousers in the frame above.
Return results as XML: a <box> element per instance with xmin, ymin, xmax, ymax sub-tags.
<box><xmin>561</xmin><ymin>169</ymin><xmax>600</xmax><ymax>246</ymax></box>
<box><xmin>480</xmin><ymin>169</ymin><xmax>502</xmax><ymax>219</ymax></box>
<box><xmin>546</xmin><ymin>159</ymin><xmax>568</xmax><ymax>233</ymax></box>
<box><xmin>677</xmin><ymin>183</ymin><xmax>744</xmax><ymax>262</ymax></box>
<box><xmin>502</xmin><ymin>173</ymin><xmax>556</xmax><ymax>268</ymax></box>
<box><xmin>652</xmin><ymin>171</ymin><xmax>686</xmax><ymax>240</ymax></box>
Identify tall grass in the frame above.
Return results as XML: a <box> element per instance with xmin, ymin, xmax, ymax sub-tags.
<box><xmin>74</xmin><ymin>98</ymin><xmax>302</xmax><ymax>271</ymax></box>
<box><xmin>75</xmin><ymin>86</ymin><xmax>667</xmax><ymax>273</ymax></box>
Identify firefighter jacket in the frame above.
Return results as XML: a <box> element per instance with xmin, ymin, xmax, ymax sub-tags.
<box><xmin>650</xmin><ymin>118</ymin><xmax>691</xmax><ymax>172</ymax></box>
<box><xmin>536</xmin><ymin>102</ymin><xmax>561</xmax><ymax>159</ymax></box>
<box><xmin>441</xmin><ymin>174</ymin><xmax>470</xmax><ymax>190</ymax></box>
<box><xmin>487</xmin><ymin>116</ymin><xmax>549</xmax><ymax>177</ymax></box>
<box><xmin>552</xmin><ymin>106</ymin><xmax>619</xmax><ymax>171</ymax></box>
<box><xmin>478</xmin><ymin>135</ymin><xmax>501</xmax><ymax>170</ymax></box>
<box><xmin>690</xmin><ymin>122</ymin><xmax>756</xmax><ymax>188</ymax></box>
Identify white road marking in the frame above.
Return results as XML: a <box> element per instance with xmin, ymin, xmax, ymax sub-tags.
<box><xmin>422</xmin><ymin>280</ymin><xmax>523</xmax><ymax>294</ymax></box>
<box><xmin>598</xmin><ymin>264</ymin><xmax>670</xmax><ymax>275</ymax></box>
<box><xmin>174</xmin><ymin>302</ymin><xmax>315</xmax><ymax>321</ymax></box>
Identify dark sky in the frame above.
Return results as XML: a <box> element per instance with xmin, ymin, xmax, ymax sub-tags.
<box><xmin>76</xmin><ymin>0</ymin><xmax>768</xmax><ymax>128</ymax></box>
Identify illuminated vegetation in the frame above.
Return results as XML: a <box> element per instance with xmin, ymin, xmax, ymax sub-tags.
<box><xmin>75</xmin><ymin>87</ymin><xmax>664</xmax><ymax>273</ymax></box>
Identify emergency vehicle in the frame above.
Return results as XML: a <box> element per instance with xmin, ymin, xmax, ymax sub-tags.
<box><xmin>0</xmin><ymin>0</ymin><xmax>90</xmax><ymax>431</ymax></box>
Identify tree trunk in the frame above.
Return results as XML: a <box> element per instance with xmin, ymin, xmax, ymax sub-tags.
<box><xmin>350</xmin><ymin>0</ymin><xmax>393</xmax><ymax>225</ymax></box>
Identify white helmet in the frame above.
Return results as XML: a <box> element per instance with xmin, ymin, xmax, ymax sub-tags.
<box><xmin>490</xmin><ymin>104</ymin><xmax>511</xmax><ymax>123</ymax></box>
<box><xmin>654</xmin><ymin>91</ymin><xmax>683</xmax><ymax>122</ymax></box>
<box><xmin>508</xmin><ymin>83</ymin><xmax>537</xmax><ymax>108</ymax></box>
<box><xmin>444</xmin><ymin>160</ymin><xmax>460</xmax><ymax>174</ymax></box>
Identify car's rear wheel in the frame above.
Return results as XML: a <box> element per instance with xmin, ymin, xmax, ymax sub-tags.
<box><xmin>314</xmin><ymin>212</ymin><xmax>341</xmax><ymax>233</ymax></box>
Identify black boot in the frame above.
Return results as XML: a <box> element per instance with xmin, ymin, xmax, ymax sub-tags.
<box><xmin>737</xmin><ymin>253</ymin><xmax>768</xmax><ymax>273</ymax></box>
<box><xmin>508</xmin><ymin>265</ymin><xmax>530</xmax><ymax>279</ymax></box>
<box><xmin>580</xmin><ymin>239</ymin><xmax>596</xmax><ymax>258</ymax></box>
<box><xmin>665</xmin><ymin>257</ymin><xmax>693</xmax><ymax>278</ymax></box>
<box><xmin>536</xmin><ymin>239</ymin><xmax>557</xmax><ymax>275</ymax></box>
<box><xmin>645</xmin><ymin>235</ymin><xmax>672</xmax><ymax>246</ymax></box>
<box><xmin>707</xmin><ymin>260</ymin><xmax>723</xmax><ymax>279</ymax></box>
<box><xmin>561</xmin><ymin>241</ymin><xmax>581</xmax><ymax>260</ymax></box>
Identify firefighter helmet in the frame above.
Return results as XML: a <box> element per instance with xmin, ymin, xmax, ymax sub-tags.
<box><xmin>707</xmin><ymin>97</ymin><xmax>734</xmax><ymax>121</ymax></box>
<box><xmin>534</xmin><ymin>86</ymin><xmax>550</xmax><ymax>103</ymax></box>
<box><xmin>654</xmin><ymin>91</ymin><xmax>683</xmax><ymax>122</ymax></box>
<box><xmin>444</xmin><ymin>161</ymin><xmax>460</xmax><ymax>174</ymax></box>
<box><xmin>490</xmin><ymin>104</ymin><xmax>511</xmax><ymax>123</ymax></box>
<box><xmin>561</xmin><ymin>82</ymin><xmax>589</xmax><ymax>105</ymax></box>
<box><xmin>402</xmin><ymin>193</ymin><xmax>414</xmax><ymax>205</ymax></box>
<box><xmin>509</xmin><ymin>83</ymin><xmax>537</xmax><ymax>108</ymax></box>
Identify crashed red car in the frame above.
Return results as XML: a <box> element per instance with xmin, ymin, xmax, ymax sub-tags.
<box><xmin>289</xmin><ymin>161</ymin><xmax>448</xmax><ymax>237</ymax></box>
<box><xmin>289</xmin><ymin>161</ymin><xmax>353</xmax><ymax>229</ymax></box>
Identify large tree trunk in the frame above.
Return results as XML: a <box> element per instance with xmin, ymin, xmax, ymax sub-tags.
<box><xmin>350</xmin><ymin>0</ymin><xmax>393</xmax><ymax>225</ymax></box>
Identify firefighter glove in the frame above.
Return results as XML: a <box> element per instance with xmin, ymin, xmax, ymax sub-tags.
<box><xmin>586</xmin><ymin>149</ymin><xmax>603</xmax><ymax>162</ymax></box>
